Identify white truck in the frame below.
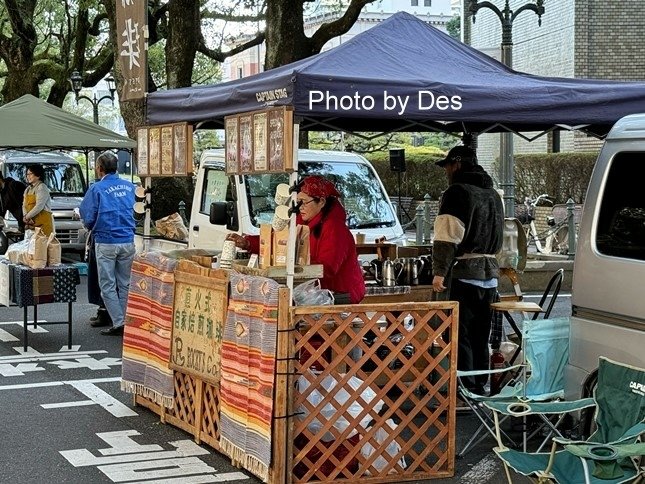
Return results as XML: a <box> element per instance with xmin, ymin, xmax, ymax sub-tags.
<box><xmin>137</xmin><ymin>148</ymin><xmax>406</xmax><ymax>253</ymax></box>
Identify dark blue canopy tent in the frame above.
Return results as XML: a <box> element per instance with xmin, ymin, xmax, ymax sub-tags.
<box><xmin>147</xmin><ymin>12</ymin><xmax>645</xmax><ymax>138</ymax></box>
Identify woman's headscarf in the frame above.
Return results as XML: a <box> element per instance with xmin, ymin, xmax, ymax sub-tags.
<box><xmin>300</xmin><ymin>175</ymin><xmax>340</xmax><ymax>199</ymax></box>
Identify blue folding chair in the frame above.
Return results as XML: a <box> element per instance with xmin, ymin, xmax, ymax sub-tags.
<box><xmin>458</xmin><ymin>316</ymin><xmax>571</xmax><ymax>457</ymax></box>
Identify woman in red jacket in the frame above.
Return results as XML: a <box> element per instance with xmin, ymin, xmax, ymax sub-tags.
<box><xmin>228</xmin><ymin>176</ymin><xmax>365</xmax><ymax>304</ymax></box>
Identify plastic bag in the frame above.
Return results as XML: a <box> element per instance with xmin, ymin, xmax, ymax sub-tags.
<box><xmin>154</xmin><ymin>212</ymin><xmax>189</xmax><ymax>241</ymax></box>
<box><xmin>6</xmin><ymin>238</ymin><xmax>30</xmax><ymax>264</ymax></box>
<box><xmin>361</xmin><ymin>419</ymin><xmax>407</xmax><ymax>474</ymax></box>
<box><xmin>293</xmin><ymin>279</ymin><xmax>334</xmax><ymax>306</ymax></box>
<box><xmin>296</xmin><ymin>370</ymin><xmax>384</xmax><ymax>441</ymax></box>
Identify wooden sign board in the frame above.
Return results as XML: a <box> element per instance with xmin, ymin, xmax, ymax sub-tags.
<box><xmin>137</xmin><ymin>123</ymin><xmax>193</xmax><ymax>177</ymax></box>
<box><xmin>224</xmin><ymin>106</ymin><xmax>294</xmax><ymax>175</ymax></box>
<box><xmin>170</xmin><ymin>266</ymin><xmax>229</xmax><ymax>384</ymax></box>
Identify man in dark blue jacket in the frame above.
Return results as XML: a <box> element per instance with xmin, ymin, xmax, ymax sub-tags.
<box><xmin>80</xmin><ymin>151</ymin><xmax>136</xmax><ymax>336</ymax></box>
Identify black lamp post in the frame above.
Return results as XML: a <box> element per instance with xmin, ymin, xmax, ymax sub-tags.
<box><xmin>69</xmin><ymin>70</ymin><xmax>116</xmax><ymax>125</ymax></box>
<box><xmin>467</xmin><ymin>0</ymin><xmax>545</xmax><ymax>216</ymax></box>
<box><xmin>69</xmin><ymin>71</ymin><xmax>117</xmax><ymax>183</ymax></box>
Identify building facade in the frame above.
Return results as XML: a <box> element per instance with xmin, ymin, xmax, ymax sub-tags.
<box><xmin>466</xmin><ymin>0</ymin><xmax>645</xmax><ymax>169</ymax></box>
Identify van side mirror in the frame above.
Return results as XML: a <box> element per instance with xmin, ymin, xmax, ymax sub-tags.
<box><xmin>210</xmin><ymin>201</ymin><xmax>238</xmax><ymax>231</ymax></box>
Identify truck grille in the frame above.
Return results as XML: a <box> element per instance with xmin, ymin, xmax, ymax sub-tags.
<box><xmin>56</xmin><ymin>229</ymin><xmax>80</xmax><ymax>244</ymax></box>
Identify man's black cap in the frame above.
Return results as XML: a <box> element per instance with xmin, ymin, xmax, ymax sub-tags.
<box><xmin>435</xmin><ymin>145</ymin><xmax>477</xmax><ymax>167</ymax></box>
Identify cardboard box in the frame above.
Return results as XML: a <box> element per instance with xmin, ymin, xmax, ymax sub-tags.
<box><xmin>297</xmin><ymin>225</ymin><xmax>310</xmax><ymax>266</ymax></box>
<box><xmin>259</xmin><ymin>224</ymin><xmax>273</xmax><ymax>268</ymax></box>
<box><xmin>272</xmin><ymin>227</ymin><xmax>289</xmax><ymax>266</ymax></box>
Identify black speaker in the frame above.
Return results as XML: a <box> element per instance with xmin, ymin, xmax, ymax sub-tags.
<box><xmin>389</xmin><ymin>149</ymin><xmax>406</xmax><ymax>172</ymax></box>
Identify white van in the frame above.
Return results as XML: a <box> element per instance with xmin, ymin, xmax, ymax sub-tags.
<box><xmin>565</xmin><ymin>113</ymin><xmax>645</xmax><ymax>427</ymax></box>
<box><xmin>138</xmin><ymin>149</ymin><xmax>405</xmax><ymax>252</ymax></box>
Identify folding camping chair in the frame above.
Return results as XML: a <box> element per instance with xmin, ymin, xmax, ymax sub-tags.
<box><xmin>457</xmin><ymin>316</ymin><xmax>571</xmax><ymax>457</ymax></box>
<box><xmin>487</xmin><ymin>357</ymin><xmax>645</xmax><ymax>484</ymax></box>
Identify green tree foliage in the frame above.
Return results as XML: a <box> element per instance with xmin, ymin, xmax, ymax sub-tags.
<box><xmin>446</xmin><ymin>15</ymin><xmax>460</xmax><ymax>39</ymax></box>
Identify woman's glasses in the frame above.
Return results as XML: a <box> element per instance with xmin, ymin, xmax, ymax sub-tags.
<box><xmin>298</xmin><ymin>198</ymin><xmax>317</xmax><ymax>207</ymax></box>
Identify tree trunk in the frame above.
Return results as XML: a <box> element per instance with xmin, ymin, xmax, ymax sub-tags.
<box><xmin>166</xmin><ymin>0</ymin><xmax>200</xmax><ymax>88</ymax></box>
<box><xmin>264</xmin><ymin>0</ymin><xmax>313</xmax><ymax>69</ymax></box>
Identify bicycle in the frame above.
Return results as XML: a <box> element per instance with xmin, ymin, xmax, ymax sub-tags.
<box><xmin>517</xmin><ymin>194</ymin><xmax>575</xmax><ymax>255</ymax></box>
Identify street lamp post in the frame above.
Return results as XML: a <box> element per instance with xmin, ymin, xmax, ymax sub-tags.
<box><xmin>69</xmin><ymin>70</ymin><xmax>116</xmax><ymax>125</ymax></box>
<box><xmin>467</xmin><ymin>0</ymin><xmax>545</xmax><ymax>217</ymax></box>
<box><xmin>69</xmin><ymin>71</ymin><xmax>117</xmax><ymax>182</ymax></box>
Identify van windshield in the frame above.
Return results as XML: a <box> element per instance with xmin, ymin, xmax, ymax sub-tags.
<box><xmin>245</xmin><ymin>161</ymin><xmax>397</xmax><ymax>229</ymax></box>
<box><xmin>5</xmin><ymin>163</ymin><xmax>86</xmax><ymax>196</ymax></box>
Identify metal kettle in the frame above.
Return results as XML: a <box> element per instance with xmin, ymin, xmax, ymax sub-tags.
<box><xmin>400</xmin><ymin>257</ymin><xmax>424</xmax><ymax>286</ymax></box>
<box><xmin>381</xmin><ymin>258</ymin><xmax>403</xmax><ymax>287</ymax></box>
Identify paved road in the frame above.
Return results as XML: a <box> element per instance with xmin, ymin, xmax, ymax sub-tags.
<box><xmin>0</xmin><ymin>272</ymin><xmax>570</xmax><ymax>483</ymax></box>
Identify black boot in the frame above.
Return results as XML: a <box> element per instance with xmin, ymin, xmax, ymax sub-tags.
<box><xmin>90</xmin><ymin>307</ymin><xmax>112</xmax><ymax>327</ymax></box>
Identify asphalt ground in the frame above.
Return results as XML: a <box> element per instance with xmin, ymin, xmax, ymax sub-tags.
<box><xmin>0</xmin><ymin>264</ymin><xmax>569</xmax><ymax>484</ymax></box>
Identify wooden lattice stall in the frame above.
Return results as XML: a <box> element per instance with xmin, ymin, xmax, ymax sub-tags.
<box><xmin>135</xmin><ymin>295</ymin><xmax>458</xmax><ymax>484</ymax></box>
<box><xmin>279</xmin><ymin>301</ymin><xmax>459</xmax><ymax>483</ymax></box>
<box><xmin>135</xmin><ymin>372</ymin><xmax>222</xmax><ymax>451</ymax></box>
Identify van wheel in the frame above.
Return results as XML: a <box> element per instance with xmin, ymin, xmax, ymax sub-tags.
<box><xmin>0</xmin><ymin>232</ymin><xmax>8</xmax><ymax>255</ymax></box>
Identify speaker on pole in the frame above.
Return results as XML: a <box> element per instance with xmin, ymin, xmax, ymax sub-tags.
<box><xmin>389</xmin><ymin>149</ymin><xmax>406</xmax><ymax>172</ymax></box>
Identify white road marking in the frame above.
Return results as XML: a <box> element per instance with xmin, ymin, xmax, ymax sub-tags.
<box><xmin>61</xmin><ymin>432</ymin><xmax>250</xmax><ymax>484</ymax></box>
<box><xmin>98</xmin><ymin>457</ymin><xmax>216</xmax><ymax>482</ymax></box>
<box><xmin>0</xmin><ymin>350</ymin><xmax>107</xmax><ymax>364</ymax></box>
<box><xmin>0</xmin><ymin>376</ymin><xmax>121</xmax><ymax>390</ymax></box>
<box><xmin>49</xmin><ymin>357</ymin><xmax>121</xmax><ymax>370</ymax></box>
<box><xmin>61</xmin><ymin>438</ymin><xmax>209</xmax><ymax>466</ymax></box>
<box><xmin>0</xmin><ymin>328</ymin><xmax>19</xmax><ymax>342</ymax></box>
<box><xmin>66</xmin><ymin>380</ymin><xmax>137</xmax><ymax>417</ymax></box>
<box><xmin>42</xmin><ymin>400</ymin><xmax>96</xmax><ymax>408</ymax></box>
<box><xmin>460</xmin><ymin>455</ymin><xmax>501</xmax><ymax>483</ymax></box>
<box><xmin>98</xmin><ymin>430</ymin><xmax>163</xmax><ymax>455</ymax></box>
<box><xmin>126</xmin><ymin>473</ymin><xmax>249</xmax><ymax>483</ymax></box>
<box><xmin>0</xmin><ymin>320</ymin><xmax>49</xmax><ymax>333</ymax></box>
<box><xmin>0</xmin><ymin>362</ymin><xmax>46</xmax><ymax>376</ymax></box>
<box><xmin>60</xmin><ymin>345</ymin><xmax>81</xmax><ymax>352</ymax></box>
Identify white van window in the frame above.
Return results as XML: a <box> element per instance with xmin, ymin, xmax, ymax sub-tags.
<box><xmin>596</xmin><ymin>152</ymin><xmax>645</xmax><ymax>260</ymax></box>
<box><xmin>245</xmin><ymin>161</ymin><xmax>397</xmax><ymax>229</ymax></box>
<box><xmin>5</xmin><ymin>163</ymin><xmax>85</xmax><ymax>196</ymax></box>
<box><xmin>200</xmin><ymin>167</ymin><xmax>230</xmax><ymax>214</ymax></box>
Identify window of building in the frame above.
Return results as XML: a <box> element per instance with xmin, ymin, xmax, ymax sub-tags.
<box><xmin>424</xmin><ymin>0</ymin><xmax>431</xmax><ymax>5</ymax></box>
<box><xmin>237</xmin><ymin>66</ymin><xmax>244</xmax><ymax>79</ymax></box>
<box><xmin>596</xmin><ymin>152</ymin><xmax>645</xmax><ymax>261</ymax></box>
<box><xmin>411</xmin><ymin>0</ymin><xmax>418</xmax><ymax>6</ymax></box>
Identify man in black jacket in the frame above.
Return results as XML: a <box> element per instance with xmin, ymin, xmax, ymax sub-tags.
<box><xmin>0</xmin><ymin>173</ymin><xmax>27</xmax><ymax>232</ymax></box>
<box><xmin>432</xmin><ymin>146</ymin><xmax>504</xmax><ymax>396</ymax></box>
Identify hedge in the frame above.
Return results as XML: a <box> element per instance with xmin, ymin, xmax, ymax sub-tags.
<box><xmin>366</xmin><ymin>149</ymin><xmax>597</xmax><ymax>204</ymax></box>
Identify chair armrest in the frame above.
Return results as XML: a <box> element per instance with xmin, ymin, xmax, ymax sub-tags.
<box><xmin>565</xmin><ymin>442</ymin><xmax>645</xmax><ymax>460</ymax></box>
<box><xmin>457</xmin><ymin>364</ymin><xmax>523</xmax><ymax>378</ymax></box>
<box><xmin>484</xmin><ymin>397</ymin><xmax>596</xmax><ymax>416</ymax></box>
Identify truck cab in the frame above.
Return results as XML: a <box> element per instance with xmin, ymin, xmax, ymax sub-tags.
<box><xmin>187</xmin><ymin>148</ymin><xmax>405</xmax><ymax>251</ymax></box>
<box><xmin>1</xmin><ymin>150</ymin><xmax>88</xmax><ymax>253</ymax></box>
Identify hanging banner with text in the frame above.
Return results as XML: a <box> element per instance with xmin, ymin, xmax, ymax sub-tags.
<box><xmin>116</xmin><ymin>0</ymin><xmax>147</xmax><ymax>101</ymax></box>
<box><xmin>224</xmin><ymin>106</ymin><xmax>294</xmax><ymax>175</ymax></box>
<box><xmin>136</xmin><ymin>123</ymin><xmax>193</xmax><ymax>177</ymax></box>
